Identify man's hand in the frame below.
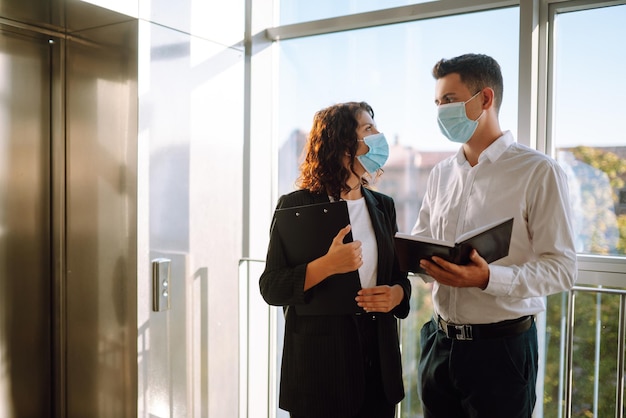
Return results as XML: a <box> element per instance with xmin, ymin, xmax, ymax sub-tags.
<box><xmin>419</xmin><ymin>249</ymin><xmax>490</xmax><ymax>289</ymax></box>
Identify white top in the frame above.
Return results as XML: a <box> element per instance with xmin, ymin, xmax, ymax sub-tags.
<box><xmin>346</xmin><ymin>197</ymin><xmax>378</xmax><ymax>289</ymax></box>
<box><xmin>411</xmin><ymin>131</ymin><xmax>577</xmax><ymax>324</ymax></box>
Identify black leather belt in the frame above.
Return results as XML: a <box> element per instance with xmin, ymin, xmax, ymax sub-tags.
<box><xmin>436</xmin><ymin>315</ymin><xmax>533</xmax><ymax>341</ymax></box>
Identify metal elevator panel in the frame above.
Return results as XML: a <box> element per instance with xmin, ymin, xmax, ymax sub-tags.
<box><xmin>0</xmin><ymin>26</ymin><xmax>52</xmax><ymax>417</ymax></box>
<box><xmin>0</xmin><ymin>1</ymin><xmax>139</xmax><ymax>416</ymax></box>
<box><xmin>64</xmin><ymin>17</ymin><xmax>138</xmax><ymax>417</ymax></box>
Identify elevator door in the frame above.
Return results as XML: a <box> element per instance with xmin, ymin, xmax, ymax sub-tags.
<box><xmin>0</xmin><ymin>26</ymin><xmax>52</xmax><ymax>416</ymax></box>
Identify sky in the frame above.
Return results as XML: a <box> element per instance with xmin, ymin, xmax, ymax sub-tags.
<box><xmin>552</xmin><ymin>5</ymin><xmax>626</xmax><ymax>149</ymax></box>
<box><xmin>276</xmin><ymin>3</ymin><xmax>626</xmax><ymax>153</ymax></box>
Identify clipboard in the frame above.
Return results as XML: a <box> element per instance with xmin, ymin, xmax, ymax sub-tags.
<box><xmin>273</xmin><ymin>200</ymin><xmax>363</xmax><ymax>315</ymax></box>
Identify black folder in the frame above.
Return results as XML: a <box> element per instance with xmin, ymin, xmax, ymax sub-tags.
<box><xmin>394</xmin><ymin>217</ymin><xmax>514</xmax><ymax>274</ymax></box>
<box><xmin>273</xmin><ymin>200</ymin><xmax>363</xmax><ymax>315</ymax></box>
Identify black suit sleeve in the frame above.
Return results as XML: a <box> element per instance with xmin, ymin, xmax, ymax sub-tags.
<box><xmin>259</xmin><ymin>194</ymin><xmax>309</xmax><ymax>307</ymax></box>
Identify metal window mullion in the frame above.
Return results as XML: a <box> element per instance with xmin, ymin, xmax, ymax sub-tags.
<box><xmin>564</xmin><ymin>289</ymin><xmax>576</xmax><ymax>418</ymax></box>
<box><xmin>616</xmin><ymin>294</ymin><xmax>626</xmax><ymax>418</ymax></box>
<box><xmin>557</xmin><ymin>292</ymin><xmax>567</xmax><ymax>418</ymax></box>
<box><xmin>268</xmin><ymin>306</ymin><xmax>279</xmax><ymax>418</ymax></box>
<box><xmin>594</xmin><ymin>291</ymin><xmax>602</xmax><ymax>418</ymax></box>
<box><xmin>238</xmin><ymin>260</ymin><xmax>250</xmax><ymax>418</ymax></box>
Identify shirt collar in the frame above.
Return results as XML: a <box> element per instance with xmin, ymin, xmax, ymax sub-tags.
<box><xmin>454</xmin><ymin>130</ymin><xmax>515</xmax><ymax>165</ymax></box>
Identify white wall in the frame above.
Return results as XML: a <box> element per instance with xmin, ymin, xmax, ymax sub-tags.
<box><xmin>133</xmin><ymin>1</ymin><xmax>246</xmax><ymax>416</ymax></box>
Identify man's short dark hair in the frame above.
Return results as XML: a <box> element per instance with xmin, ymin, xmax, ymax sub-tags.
<box><xmin>432</xmin><ymin>53</ymin><xmax>504</xmax><ymax>113</ymax></box>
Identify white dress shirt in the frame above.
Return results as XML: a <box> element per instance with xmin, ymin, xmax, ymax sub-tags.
<box><xmin>411</xmin><ymin>131</ymin><xmax>577</xmax><ymax>324</ymax></box>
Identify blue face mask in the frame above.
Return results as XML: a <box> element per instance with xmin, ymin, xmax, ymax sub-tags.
<box><xmin>357</xmin><ymin>132</ymin><xmax>389</xmax><ymax>174</ymax></box>
<box><xmin>437</xmin><ymin>91</ymin><xmax>484</xmax><ymax>143</ymax></box>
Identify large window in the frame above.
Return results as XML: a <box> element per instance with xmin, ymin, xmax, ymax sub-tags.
<box><xmin>258</xmin><ymin>2</ymin><xmax>626</xmax><ymax>418</ymax></box>
<box><xmin>553</xmin><ymin>4</ymin><xmax>626</xmax><ymax>256</ymax></box>
<box><xmin>276</xmin><ymin>6</ymin><xmax>519</xmax><ymax>417</ymax></box>
<box><xmin>279</xmin><ymin>0</ymin><xmax>437</xmax><ymax>25</ymax></box>
<box><xmin>277</xmin><ymin>8</ymin><xmax>519</xmax><ymax>234</ymax></box>
<box><xmin>544</xmin><ymin>4</ymin><xmax>626</xmax><ymax>418</ymax></box>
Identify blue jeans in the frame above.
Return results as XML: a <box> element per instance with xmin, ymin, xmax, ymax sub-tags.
<box><xmin>418</xmin><ymin>317</ymin><xmax>538</xmax><ymax>418</ymax></box>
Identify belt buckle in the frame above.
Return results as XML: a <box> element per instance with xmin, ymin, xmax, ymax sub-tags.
<box><xmin>447</xmin><ymin>324</ymin><xmax>473</xmax><ymax>341</ymax></box>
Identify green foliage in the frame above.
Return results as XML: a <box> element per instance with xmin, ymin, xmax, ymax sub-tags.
<box><xmin>617</xmin><ymin>215</ymin><xmax>626</xmax><ymax>254</ymax></box>
<box><xmin>562</xmin><ymin>146</ymin><xmax>626</xmax><ymax>255</ymax></box>
<box><xmin>570</xmin><ymin>146</ymin><xmax>626</xmax><ymax>194</ymax></box>
<box><xmin>400</xmin><ymin>278</ymin><xmax>433</xmax><ymax>418</ymax></box>
<box><xmin>543</xmin><ymin>291</ymin><xmax>622</xmax><ymax>417</ymax></box>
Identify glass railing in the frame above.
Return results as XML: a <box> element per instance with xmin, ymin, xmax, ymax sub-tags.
<box><xmin>559</xmin><ymin>285</ymin><xmax>626</xmax><ymax>418</ymax></box>
<box><xmin>239</xmin><ymin>257</ymin><xmax>626</xmax><ymax>418</ymax></box>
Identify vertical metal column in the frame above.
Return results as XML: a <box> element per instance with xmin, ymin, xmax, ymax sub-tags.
<box><xmin>617</xmin><ymin>294</ymin><xmax>626</xmax><ymax>418</ymax></box>
<box><xmin>564</xmin><ymin>289</ymin><xmax>576</xmax><ymax>418</ymax></box>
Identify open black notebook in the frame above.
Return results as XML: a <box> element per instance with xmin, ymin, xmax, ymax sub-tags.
<box><xmin>394</xmin><ymin>217</ymin><xmax>514</xmax><ymax>274</ymax></box>
<box><xmin>273</xmin><ymin>200</ymin><xmax>363</xmax><ymax>315</ymax></box>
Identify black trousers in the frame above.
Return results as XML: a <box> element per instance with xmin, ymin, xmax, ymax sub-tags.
<box><xmin>291</xmin><ymin>314</ymin><xmax>396</xmax><ymax>418</ymax></box>
<box><xmin>418</xmin><ymin>317</ymin><xmax>538</xmax><ymax>418</ymax></box>
<box><xmin>353</xmin><ymin>314</ymin><xmax>396</xmax><ymax>418</ymax></box>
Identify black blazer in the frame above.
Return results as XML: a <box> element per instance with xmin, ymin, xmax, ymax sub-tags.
<box><xmin>259</xmin><ymin>188</ymin><xmax>411</xmax><ymax>417</ymax></box>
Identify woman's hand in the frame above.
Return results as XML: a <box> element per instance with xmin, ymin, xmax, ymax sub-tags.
<box><xmin>304</xmin><ymin>225</ymin><xmax>362</xmax><ymax>290</ymax></box>
<box><xmin>324</xmin><ymin>225</ymin><xmax>363</xmax><ymax>274</ymax></box>
<box><xmin>355</xmin><ymin>284</ymin><xmax>403</xmax><ymax>313</ymax></box>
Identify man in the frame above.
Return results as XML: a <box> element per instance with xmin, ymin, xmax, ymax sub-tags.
<box><xmin>412</xmin><ymin>53</ymin><xmax>577</xmax><ymax>417</ymax></box>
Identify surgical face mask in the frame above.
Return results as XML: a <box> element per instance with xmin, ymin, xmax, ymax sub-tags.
<box><xmin>437</xmin><ymin>91</ymin><xmax>484</xmax><ymax>143</ymax></box>
<box><xmin>357</xmin><ymin>132</ymin><xmax>389</xmax><ymax>174</ymax></box>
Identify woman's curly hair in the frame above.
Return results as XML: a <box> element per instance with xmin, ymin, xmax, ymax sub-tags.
<box><xmin>297</xmin><ymin>101</ymin><xmax>374</xmax><ymax>200</ymax></box>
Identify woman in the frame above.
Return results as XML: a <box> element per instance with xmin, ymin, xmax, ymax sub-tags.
<box><xmin>259</xmin><ymin>101</ymin><xmax>411</xmax><ymax>418</ymax></box>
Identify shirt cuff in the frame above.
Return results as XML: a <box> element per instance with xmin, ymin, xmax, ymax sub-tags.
<box><xmin>483</xmin><ymin>264</ymin><xmax>514</xmax><ymax>296</ymax></box>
